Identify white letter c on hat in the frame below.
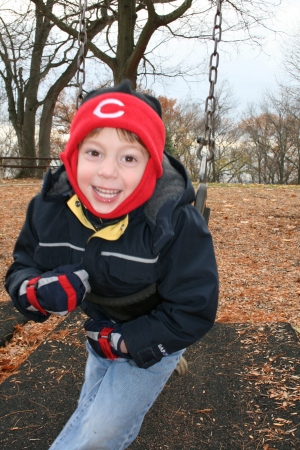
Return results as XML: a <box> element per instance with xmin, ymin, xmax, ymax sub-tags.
<box><xmin>93</xmin><ymin>98</ymin><xmax>125</xmax><ymax>119</ymax></box>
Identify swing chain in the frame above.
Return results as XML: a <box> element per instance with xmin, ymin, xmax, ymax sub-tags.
<box><xmin>76</xmin><ymin>0</ymin><xmax>88</xmax><ymax>109</ymax></box>
<box><xmin>197</xmin><ymin>0</ymin><xmax>223</xmax><ymax>178</ymax></box>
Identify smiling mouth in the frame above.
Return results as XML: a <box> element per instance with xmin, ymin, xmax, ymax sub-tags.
<box><xmin>93</xmin><ymin>186</ymin><xmax>121</xmax><ymax>200</ymax></box>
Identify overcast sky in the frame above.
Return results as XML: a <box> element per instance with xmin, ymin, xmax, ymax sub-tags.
<box><xmin>150</xmin><ymin>0</ymin><xmax>300</xmax><ymax>116</ymax></box>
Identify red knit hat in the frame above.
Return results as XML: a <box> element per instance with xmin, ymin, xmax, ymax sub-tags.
<box><xmin>60</xmin><ymin>80</ymin><xmax>166</xmax><ymax>219</ymax></box>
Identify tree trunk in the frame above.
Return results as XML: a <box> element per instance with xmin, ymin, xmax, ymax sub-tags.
<box><xmin>115</xmin><ymin>0</ymin><xmax>137</xmax><ymax>87</ymax></box>
<box><xmin>18</xmin><ymin>110</ymin><xmax>38</xmax><ymax>178</ymax></box>
<box><xmin>0</xmin><ymin>3</ymin><xmax>53</xmax><ymax>177</ymax></box>
<box><xmin>38</xmin><ymin>56</ymin><xmax>81</xmax><ymax>160</ymax></box>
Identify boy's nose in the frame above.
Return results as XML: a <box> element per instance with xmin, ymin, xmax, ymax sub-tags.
<box><xmin>97</xmin><ymin>157</ymin><xmax>117</xmax><ymax>179</ymax></box>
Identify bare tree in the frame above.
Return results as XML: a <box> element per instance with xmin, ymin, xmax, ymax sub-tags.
<box><xmin>29</xmin><ymin>0</ymin><xmax>285</xmax><ymax>88</ymax></box>
<box><xmin>279</xmin><ymin>27</ymin><xmax>300</xmax><ymax>182</ymax></box>
<box><xmin>281</xmin><ymin>24</ymin><xmax>300</xmax><ymax>87</ymax></box>
<box><xmin>239</xmin><ymin>106</ymin><xmax>274</xmax><ymax>184</ymax></box>
<box><xmin>0</xmin><ymin>2</ymin><xmax>58</xmax><ymax>174</ymax></box>
<box><xmin>240</xmin><ymin>89</ymin><xmax>300</xmax><ymax>185</ymax></box>
<box><xmin>0</xmin><ymin>1</ymin><xmax>112</xmax><ymax>174</ymax></box>
<box><xmin>277</xmin><ymin>90</ymin><xmax>300</xmax><ymax>184</ymax></box>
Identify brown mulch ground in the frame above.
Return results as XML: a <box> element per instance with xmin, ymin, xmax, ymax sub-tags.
<box><xmin>0</xmin><ymin>179</ymin><xmax>299</xmax><ymax>449</ymax></box>
<box><xmin>210</xmin><ymin>184</ymin><xmax>300</xmax><ymax>325</ymax></box>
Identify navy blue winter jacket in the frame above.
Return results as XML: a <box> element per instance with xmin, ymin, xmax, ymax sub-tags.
<box><xmin>5</xmin><ymin>153</ymin><xmax>218</xmax><ymax>368</ymax></box>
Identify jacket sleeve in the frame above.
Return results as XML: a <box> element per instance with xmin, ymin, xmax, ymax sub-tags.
<box><xmin>122</xmin><ymin>205</ymin><xmax>219</xmax><ymax>368</ymax></box>
<box><xmin>5</xmin><ymin>196</ymin><xmax>51</xmax><ymax>323</ymax></box>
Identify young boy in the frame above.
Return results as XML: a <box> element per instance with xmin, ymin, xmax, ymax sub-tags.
<box><xmin>5</xmin><ymin>80</ymin><xmax>218</xmax><ymax>450</ymax></box>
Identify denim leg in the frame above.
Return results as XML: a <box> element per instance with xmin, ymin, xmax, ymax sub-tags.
<box><xmin>49</xmin><ymin>341</ymin><xmax>184</xmax><ymax>450</ymax></box>
<box><xmin>77</xmin><ymin>342</ymin><xmax>108</xmax><ymax>406</ymax></box>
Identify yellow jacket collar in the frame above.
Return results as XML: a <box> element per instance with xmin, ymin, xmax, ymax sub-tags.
<box><xmin>67</xmin><ymin>195</ymin><xmax>128</xmax><ymax>241</ymax></box>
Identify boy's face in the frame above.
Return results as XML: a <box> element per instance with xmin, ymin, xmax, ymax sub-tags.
<box><xmin>77</xmin><ymin>127</ymin><xmax>149</xmax><ymax>215</ymax></box>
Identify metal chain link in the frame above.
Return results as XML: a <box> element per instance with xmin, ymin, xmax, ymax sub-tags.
<box><xmin>76</xmin><ymin>0</ymin><xmax>88</xmax><ymax>109</ymax></box>
<box><xmin>197</xmin><ymin>0</ymin><xmax>223</xmax><ymax>178</ymax></box>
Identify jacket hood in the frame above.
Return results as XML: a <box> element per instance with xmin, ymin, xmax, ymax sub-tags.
<box><xmin>144</xmin><ymin>153</ymin><xmax>194</xmax><ymax>225</ymax></box>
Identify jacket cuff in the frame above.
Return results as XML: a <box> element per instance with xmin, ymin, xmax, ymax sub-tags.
<box><xmin>122</xmin><ymin>322</ymin><xmax>163</xmax><ymax>368</ymax></box>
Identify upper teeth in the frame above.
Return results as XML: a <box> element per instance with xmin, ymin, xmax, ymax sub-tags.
<box><xmin>94</xmin><ymin>187</ymin><xmax>119</xmax><ymax>198</ymax></box>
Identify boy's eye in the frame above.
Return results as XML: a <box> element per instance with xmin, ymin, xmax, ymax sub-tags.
<box><xmin>88</xmin><ymin>150</ymin><xmax>101</xmax><ymax>157</ymax></box>
<box><xmin>123</xmin><ymin>155</ymin><xmax>136</xmax><ymax>163</ymax></box>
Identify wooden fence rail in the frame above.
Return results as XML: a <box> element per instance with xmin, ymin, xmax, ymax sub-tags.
<box><xmin>0</xmin><ymin>156</ymin><xmax>61</xmax><ymax>180</ymax></box>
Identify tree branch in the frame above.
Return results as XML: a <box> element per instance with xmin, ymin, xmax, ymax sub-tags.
<box><xmin>29</xmin><ymin>0</ymin><xmax>117</xmax><ymax>70</ymax></box>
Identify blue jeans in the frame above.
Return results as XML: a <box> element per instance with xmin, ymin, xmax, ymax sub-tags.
<box><xmin>49</xmin><ymin>341</ymin><xmax>184</xmax><ymax>450</ymax></box>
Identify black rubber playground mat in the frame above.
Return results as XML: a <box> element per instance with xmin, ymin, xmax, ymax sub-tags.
<box><xmin>0</xmin><ymin>317</ymin><xmax>299</xmax><ymax>449</ymax></box>
<box><xmin>0</xmin><ymin>302</ymin><xmax>27</xmax><ymax>347</ymax></box>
